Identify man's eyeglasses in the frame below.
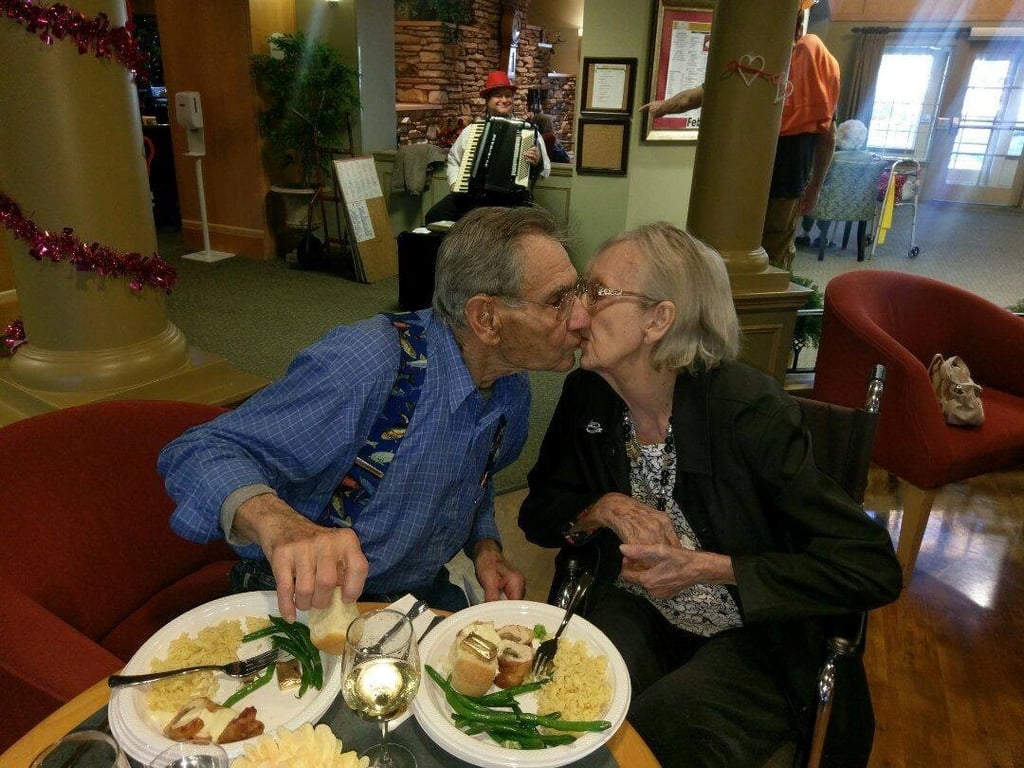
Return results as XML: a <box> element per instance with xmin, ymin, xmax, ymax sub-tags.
<box><xmin>496</xmin><ymin>277</ymin><xmax>585</xmax><ymax>321</ymax></box>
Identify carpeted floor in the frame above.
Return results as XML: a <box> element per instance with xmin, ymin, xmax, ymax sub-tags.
<box><xmin>160</xmin><ymin>200</ymin><xmax>1024</xmax><ymax>494</ymax></box>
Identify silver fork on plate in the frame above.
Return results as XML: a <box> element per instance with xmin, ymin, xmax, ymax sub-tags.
<box><xmin>107</xmin><ymin>647</ymin><xmax>281</xmax><ymax>688</ymax></box>
<box><xmin>533</xmin><ymin>572</ymin><xmax>594</xmax><ymax>679</ymax></box>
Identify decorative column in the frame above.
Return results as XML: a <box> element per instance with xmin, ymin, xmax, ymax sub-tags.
<box><xmin>687</xmin><ymin>0</ymin><xmax>811</xmax><ymax>381</ymax></box>
<box><xmin>0</xmin><ymin>0</ymin><xmax>265</xmax><ymax>424</ymax></box>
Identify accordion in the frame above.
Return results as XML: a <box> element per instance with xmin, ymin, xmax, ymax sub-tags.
<box><xmin>453</xmin><ymin>116</ymin><xmax>537</xmax><ymax>200</ymax></box>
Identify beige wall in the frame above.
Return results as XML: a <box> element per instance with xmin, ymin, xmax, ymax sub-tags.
<box><xmin>567</xmin><ymin>0</ymin><xmax>697</xmax><ymax>269</ymax></box>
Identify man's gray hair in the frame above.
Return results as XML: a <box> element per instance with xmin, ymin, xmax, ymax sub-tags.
<box><xmin>596</xmin><ymin>222</ymin><xmax>740</xmax><ymax>372</ymax></box>
<box><xmin>433</xmin><ymin>206</ymin><xmax>570</xmax><ymax>328</ymax></box>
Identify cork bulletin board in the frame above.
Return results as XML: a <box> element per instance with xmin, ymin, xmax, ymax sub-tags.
<box><xmin>576</xmin><ymin>118</ymin><xmax>630</xmax><ymax>175</ymax></box>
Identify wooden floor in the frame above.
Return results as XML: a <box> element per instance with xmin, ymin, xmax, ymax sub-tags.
<box><xmin>862</xmin><ymin>467</ymin><xmax>1024</xmax><ymax>768</ymax></box>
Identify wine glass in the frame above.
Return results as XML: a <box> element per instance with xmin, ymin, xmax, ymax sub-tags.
<box><xmin>149</xmin><ymin>741</ymin><xmax>229</xmax><ymax>768</ymax></box>
<box><xmin>341</xmin><ymin>608</ymin><xmax>422</xmax><ymax>768</ymax></box>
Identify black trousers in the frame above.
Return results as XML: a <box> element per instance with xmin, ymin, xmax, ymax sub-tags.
<box><xmin>585</xmin><ymin>587</ymin><xmax>794</xmax><ymax>768</ymax></box>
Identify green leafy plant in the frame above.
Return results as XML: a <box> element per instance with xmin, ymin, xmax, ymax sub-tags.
<box><xmin>411</xmin><ymin>0</ymin><xmax>473</xmax><ymax>43</ymax></box>
<box><xmin>1008</xmin><ymin>299</ymin><xmax>1024</xmax><ymax>314</ymax></box>
<box><xmin>790</xmin><ymin>275</ymin><xmax>823</xmax><ymax>371</ymax></box>
<box><xmin>250</xmin><ymin>33</ymin><xmax>360</xmax><ymax>187</ymax></box>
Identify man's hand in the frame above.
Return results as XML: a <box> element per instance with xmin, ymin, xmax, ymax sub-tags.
<box><xmin>234</xmin><ymin>494</ymin><xmax>368</xmax><ymax>622</ymax></box>
<box><xmin>640</xmin><ymin>86</ymin><xmax>705</xmax><ymax>119</ymax></box>
<box><xmin>619</xmin><ymin>543</ymin><xmax>735</xmax><ymax>599</ymax></box>
<box><xmin>524</xmin><ymin>145</ymin><xmax>541</xmax><ymax>166</ymax></box>
<box><xmin>578</xmin><ymin>492</ymin><xmax>678</xmax><ymax>546</ymax></box>
<box><xmin>473</xmin><ymin>539</ymin><xmax>526</xmax><ymax>601</ymax></box>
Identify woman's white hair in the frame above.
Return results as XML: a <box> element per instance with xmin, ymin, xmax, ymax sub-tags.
<box><xmin>836</xmin><ymin>119</ymin><xmax>868</xmax><ymax>150</ymax></box>
<box><xmin>595</xmin><ymin>222</ymin><xmax>740</xmax><ymax>373</ymax></box>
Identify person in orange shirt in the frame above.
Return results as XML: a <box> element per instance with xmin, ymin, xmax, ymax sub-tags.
<box><xmin>642</xmin><ymin>0</ymin><xmax>839</xmax><ymax>271</ymax></box>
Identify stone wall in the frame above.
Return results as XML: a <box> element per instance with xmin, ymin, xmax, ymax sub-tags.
<box><xmin>394</xmin><ymin>2</ymin><xmax>576</xmax><ymax>153</ymax></box>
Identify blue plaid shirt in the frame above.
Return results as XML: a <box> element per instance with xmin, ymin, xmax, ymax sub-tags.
<box><xmin>158</xmin><ymin>310</ymin><xmax>530</xmax><ymax>594</ymax></box>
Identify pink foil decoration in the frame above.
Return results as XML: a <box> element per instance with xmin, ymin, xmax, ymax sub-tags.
<box><xmin>2</xmin><ymin>0</ymin><xmax>150</xmax><ymax>82</ymax></box>
<box><xmin>0</xmin><ymin>190</ymin><xmax>177</xmax><ymax>294</ymax></box>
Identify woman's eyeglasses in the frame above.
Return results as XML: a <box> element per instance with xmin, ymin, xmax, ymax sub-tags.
<box><xmin>498</xmin><ymin>278</ymin><xmax>657</xmax><ymax>320</ymax></box>
<box><xmin>579</xmin><ymin>281</ymin><xmax>656</xmax><ymax>309</ymax></box>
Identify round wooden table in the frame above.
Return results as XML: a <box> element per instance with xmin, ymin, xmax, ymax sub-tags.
<box><xmin>1</xmin><ymin>604</ymin><xmax>660</xmax><ymax>767</ymax></box>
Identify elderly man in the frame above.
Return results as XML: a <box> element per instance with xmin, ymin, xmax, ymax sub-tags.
<box><xmin>159</xmin><ymin>206</ymin><xmax>586</xmax><ymax>619</ymax></box>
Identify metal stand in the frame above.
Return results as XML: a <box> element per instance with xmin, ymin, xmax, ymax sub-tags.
<box><xmin>182</xmin><ymin>153</ymin><xmax>234</xmax><ymax>263</ymax></box>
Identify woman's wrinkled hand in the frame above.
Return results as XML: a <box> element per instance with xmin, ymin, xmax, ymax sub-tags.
<box><xmin>619</xmin><ymin>543</ymin><xmax>735</xmax><ymax>599</ymax></box>
<box><xmin>579</xmin><ymin>492</ymin><xmax>678</xmax><ymax>546</ymax></box>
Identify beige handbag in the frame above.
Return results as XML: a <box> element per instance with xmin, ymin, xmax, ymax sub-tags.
<box><xmin>929</xmin><ymin>354</ymin><xmax>984</xmax><ymax>427</ymax></box>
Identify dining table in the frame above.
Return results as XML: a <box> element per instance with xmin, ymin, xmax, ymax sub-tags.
<box><xmin>1</xmin><ymin>602</ymin><xmax>661</xmax><ymax>768</ymax></box>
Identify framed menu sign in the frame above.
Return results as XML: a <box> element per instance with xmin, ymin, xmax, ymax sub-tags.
<box><xmin>581</xmin><ymin>57</ymin><xmax>637</xmax><ymax>115</ymax></box>
<box><xmin>643</xmin><ymin>1</ymin><xmax>714</xmax><ymax>142</ymax></box>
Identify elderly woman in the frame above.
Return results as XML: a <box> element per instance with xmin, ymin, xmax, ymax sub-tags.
<box><xmin>519</xmin><ymin>222</ymin><xmax>901</xmax><ymax>767</ymax></box>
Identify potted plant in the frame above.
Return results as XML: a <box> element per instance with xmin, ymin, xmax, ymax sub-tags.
<box><xmin>250</xmin><ymin>32</ymin><xmax>360</xmax><ymax>187</ymax></box>
<box><xmin>251</xmin><ymin>33</ymin><xmax>359</xmax><ymax>262</ymax></box>
<box><xmin>790</xmin><ymin>275</ymin><xmax>823</xmax><ymax>371</ymax></box>
<box><xmin>411</xmin><ymin>0</ymin><xmax>473</xmax><ymax>45</ymax></box>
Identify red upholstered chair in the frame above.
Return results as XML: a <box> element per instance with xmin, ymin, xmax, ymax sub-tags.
<box><xmin>813</xmin><ymin>271</ymin><xmax>1024</xmax><ymax>585</ymax></box>
<box><xmin>0</xmin><ymin>400</ymin><xmax>238</xmax><ymax>752</ymax></box>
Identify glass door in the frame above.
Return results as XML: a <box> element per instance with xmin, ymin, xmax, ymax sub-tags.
<box><xmin>927</xmin><ymin>39</ymin><xmax>1024</xmax><ymax>206</ymax></box>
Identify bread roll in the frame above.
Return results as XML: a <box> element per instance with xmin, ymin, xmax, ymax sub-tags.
<box><xmin>308</xmin><ymin>587</ymin><xmax>360</xmax><ymax>655</ymax></box>
<box><xmin>450</xmin><ymin>632</ymin><xmax>498</xmax><ymax>697</ymax></box>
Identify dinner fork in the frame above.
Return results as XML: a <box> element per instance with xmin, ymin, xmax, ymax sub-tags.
<box><xmin>107</xmin><ymin>647</ymin><xmax>281</xmax><ymax>688</ymax></box>
<box><xmin>533</xmin><ymin>572</ymin><xmax>594</xmax><ymax>679</ymax></box>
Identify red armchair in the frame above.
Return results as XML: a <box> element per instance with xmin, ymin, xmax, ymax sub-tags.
<box><xmin>813</xmin><ymin>271</ymin><xmax>1024</xmax><ymax>585</ymax></box>
<box><xmin>0</xmin><ymin>400</ymin><xmax>238</xmax><ymax>752</ymax></box>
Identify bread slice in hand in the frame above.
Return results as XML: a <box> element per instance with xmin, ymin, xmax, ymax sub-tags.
<box><xmin>307</xmin><ymin>587</ymin><xmax>360</xmax><ymax>655</ymax></box>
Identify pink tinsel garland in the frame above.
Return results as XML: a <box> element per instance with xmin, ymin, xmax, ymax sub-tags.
<box><xmin>1</xmin><ymin>0</ymin><xmax>149</xmax><ymax>81</ymax></box>
<box><xmin>0</xmin><ymin>190</ymin><xmax>177</xmax><ymax>294</ymax></box>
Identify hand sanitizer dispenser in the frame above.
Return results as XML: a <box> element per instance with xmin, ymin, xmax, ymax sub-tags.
<box><xmin>174</xmin><ymin>91</ymin><xmax>206</xmax><ymax>156</ymax></box>
<box><xmin>173</xmin><ymin>91</ymin><xmax>233</xmax><ymax>262</ymax></box>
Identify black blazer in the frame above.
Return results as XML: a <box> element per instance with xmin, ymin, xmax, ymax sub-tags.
<box><xmin>520</xmin><ymin>363</ymin><xmax>901</xmax><ymax>734</ymax></box>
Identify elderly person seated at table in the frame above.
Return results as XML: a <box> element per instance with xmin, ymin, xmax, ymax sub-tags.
<box><xmin>796</xmin><ymin>119</ymin><xmax>883</xmax><ymax>252</ymax></box>
<box><xmin>518</xmin><ymin>221</ymin><xmax>901</xmax><ymax>767</ymax></box>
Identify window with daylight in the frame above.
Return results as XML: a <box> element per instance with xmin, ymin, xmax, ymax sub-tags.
<box><xmin>866</xmin><ymin>50</ymin><xmax>946</xmax><ymax>157</ymax></box>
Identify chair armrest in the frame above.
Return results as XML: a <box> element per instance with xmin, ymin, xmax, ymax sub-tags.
<box><xmin>946</xmin><ymin>305</ymin><xmax>1024</xmax><ymax>396</ymax></box>
<box><xmin>0</xmin><ymin>579</ymin><xmax>123</xmax><ymax>703</ymax></box>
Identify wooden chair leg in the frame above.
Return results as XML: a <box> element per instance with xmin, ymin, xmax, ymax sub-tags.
<box><xmin>841</xmin><ymin>221</ymin><xmax>853</xmax><ymax>250</ymax></box>
<box><xmin>856</xmin><ymin>221</ymin><xmax>867</xmax><ymax>261</ymax></box>
<box><xmin>897</xmin><ymin>481</ymin><xmax>938</xmax><ymax>587</ymax></box>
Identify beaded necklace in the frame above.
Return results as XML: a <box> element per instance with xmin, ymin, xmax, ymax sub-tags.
<box><xmin>623</xmin><ymin>410</ymin><xmax>676</xmax><ymax>512</ymax></box>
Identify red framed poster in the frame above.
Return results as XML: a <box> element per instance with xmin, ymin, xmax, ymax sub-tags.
<box><xmin>643</xmin><ymin>1</ymin><xmax>714</xmax><ymax>141</ymax></box>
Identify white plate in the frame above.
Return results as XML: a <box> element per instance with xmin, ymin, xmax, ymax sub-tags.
<box><xmin>411</xmin><ymin>600</ymin><xmax>631</xmax><ymax>768</ymax></box>
<box><xmin>108</xmin><ymin>591</ymin><xmax>341</xmax><ymax>764</ymax></box>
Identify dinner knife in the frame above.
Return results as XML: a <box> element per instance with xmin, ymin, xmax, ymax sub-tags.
<box><xmin>418</xmin><ymin>614</ymin><xmax>445</xmax><ymax>644</ymax></box>
<box><xmin>462</xmin><ymin>574</ymin><xmax>481</xmax><ymax>606</ymax></box>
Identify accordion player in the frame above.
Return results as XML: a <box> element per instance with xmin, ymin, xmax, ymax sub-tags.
<box><xmin>452</xmin><ymin>116</ymin><xmax>540</xmax><ymax>204</ymax></box>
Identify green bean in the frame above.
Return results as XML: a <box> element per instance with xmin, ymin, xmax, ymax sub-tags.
<box><xmin>222</xmin><ymin>664</ymin><xmax>274</xmax><ymax>708</ymax></box>
<box><xmin>242</xmin><ymin>617</ymin><xmax>323</xmax><ymax>696</ymax></box>
<box><xmin>424</xmin><ymin>665</ymin><xmax>612</xmax><ymax>740</ymax></box>
<box><xmin>471</xmin><ymin>679</ymin><xmax>548</xmax><ymax>705</ymax></box>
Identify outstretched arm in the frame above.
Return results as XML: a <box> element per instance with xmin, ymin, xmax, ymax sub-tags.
<box><xmin>640</xmin><ymin>85</ymin><xmax>705</xmax><ymax>119</ymax></box>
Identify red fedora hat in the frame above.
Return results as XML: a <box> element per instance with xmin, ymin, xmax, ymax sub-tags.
<box><xmin>480</xmin><ymin>71</ymin><xmax>515</xmax><ymax>98</ymax></box>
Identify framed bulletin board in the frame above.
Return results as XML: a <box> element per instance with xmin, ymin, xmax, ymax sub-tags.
<box><xmin>580</xmin><ymin>57</ymin><xmax>637</xmax><ymax>114</ymax></box>
<box><xmin>643</xmin><ymin>1</ymin><xmax>714</xmax><ymax>142</ymax></box>
<box><xmin>576</xmin><ymin>118</ymin><xmax>630</xmax><ymax>176</ymax></box>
